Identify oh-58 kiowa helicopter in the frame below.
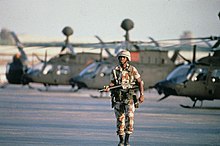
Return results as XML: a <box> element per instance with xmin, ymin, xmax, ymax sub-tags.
<box><xmin>71</xmin><ymin>17</ymin><xmax>219</xmax><ymax>101</ymax></box>
<box><xmin>152</xmin><ymin>45</ymin><xmax>220</xmax><ymax>108</ymax></box>
<box><xmin>151</xmin><ymin>12</ymin><xmax>220</xmax><ymax>108</ymax></box>
<box><xmin>3</xmin><ymin>27</ymin><xmax>102</xmax><ymax>90</ymax></box>
<box><xmin>70</xmin><ymin>19</ymin><xmax>190</xmax><ymax>91</ymax></box>
<box><xmin>3</xmin><ymin>22</ymin><xmax>175</xmax><ymax>91</ymax></box>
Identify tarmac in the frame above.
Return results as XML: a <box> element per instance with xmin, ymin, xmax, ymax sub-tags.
<box><xmin>0</xmin><ymin>84</ymin><xmax>220</xmax><ymax>146</ymax></box>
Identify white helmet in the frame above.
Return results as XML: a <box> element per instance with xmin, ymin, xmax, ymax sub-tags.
<box><xmin>117</xmin><ymin>50</ymin><xmax>131</xmax><ymax>61</ymax></box>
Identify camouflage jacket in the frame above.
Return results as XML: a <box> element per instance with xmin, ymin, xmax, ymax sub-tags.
<box><xmin>111</xmin><ymin>63</ymin><xmax>140</xmax><ymax>88</ymax></box>
<box><xmin>110</xmin><ymin>64</ymin><xmax>141</xmax><ymax>103</ymax></box>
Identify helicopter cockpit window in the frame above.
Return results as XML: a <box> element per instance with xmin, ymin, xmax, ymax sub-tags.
<box><xmin>211</xmin><ymin>69</ymin><xmax>220</xmax><ymax>83</ymax></box>
<box><xmin>79</xmin><ymin>62</ymin><xmax>101</xmax><ymax>76</ymax></box>
<box><xmin>191</xmin><ymin>68</ymin><xmax>208</xmax><ymax>82</ymax></box>
<box><xmin>30</xmin><ymin>63</ymin><xmax>44</xmax><ymax>71</ymax></box>
<box><xmin>166</xmin><ymin>64</ymin><xmax>192</xmax><ymax>83</ymax></box>
<box><xmin>43</xmin><ymin>64</ymin><xmax>53</xmax><ymax>75</ymax></box>
<box><xmin>100</xmin><ymin>65</ymin><xmax>113</xmax><ymax>77</ymax></box>
<box><xmin>26</xmin><ymin>63</ymin><xmax>44</xmax><ymax>75</ymax></box>
<box><xmin>57</xmin><ymin>65</ymin><xmax>70</xmax><ymax>75</ymax></box>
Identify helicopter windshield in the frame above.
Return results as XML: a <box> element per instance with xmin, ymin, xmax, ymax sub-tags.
<box><xmin>166</xmin><ymin>64</ymin><xmax>192</xmax><ymax>83</ymax></box>
<box><xmin>43</xmin><ymin>64</ymin><xmax>53</xmax><ymax>75</ymax></box>
<box><xmin>79</xmin><ymin>62</ymin><xmax>101</xmax><ymax>76</ymax></box>
<box><xmin>57</xmin><ymin>65</ymin><xmax>70</xmax><ymax>75</ymax></box>
<box><xmin>26</xmin><ymin>63</ymin><xmax>44</xmax><ymax>74</ymax></box>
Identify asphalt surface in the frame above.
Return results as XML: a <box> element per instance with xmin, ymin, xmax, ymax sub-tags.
<box><xmin>0</xmin><ymin>85</ymin><xmax>220</xmax><ymax>146</ymax></box>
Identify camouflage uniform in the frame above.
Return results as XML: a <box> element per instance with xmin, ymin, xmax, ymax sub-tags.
<box><xmin>111</xmin><ymin>63</ymin><xmax>141</xmax><ymax>135</ymax></box>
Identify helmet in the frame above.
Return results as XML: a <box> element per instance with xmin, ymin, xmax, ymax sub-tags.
<box><xmin>117</xmin><ymin>50</ymin><xmax>131</xmax><ymax>61</ymax></box>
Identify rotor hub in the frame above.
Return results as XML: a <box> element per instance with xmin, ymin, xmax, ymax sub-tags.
<box><xmin>62</xmin><ymin>26</ymin><xmax>73</xmax><ymax>37</ymax></box>
<box><xmin>121</xmin><ymin>19</ymin><xmax>134</xmax><ymax>31</ymax></box>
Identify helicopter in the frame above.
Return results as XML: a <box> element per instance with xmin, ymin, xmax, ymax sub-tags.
<box><xmin>70</xmin><ymin>19</ymin><xmax>179</xmax><ymax>92</ymax></box>
<box><xmin>151</xmin><ymin>11</ymin><xmax>220</xmax><ymax>108</ymax></box>
<box><xmin>22</xmin><ymin>27</ymin><xmax>103</xmax><ymax>90</ymax></box>
<box><xmin>152</xmin><ymin>43</ymin><xmax>220</xmax><ymax>108</ymax></box>
<box><xmin>2</xmin><ymin>27</ymin><xmax>102</xmax><ymax>90</ymax></box>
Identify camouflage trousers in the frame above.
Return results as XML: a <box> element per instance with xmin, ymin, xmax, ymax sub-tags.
<box><xmin>114</xmin><ymin>100</ymin><xmax>135</xmax><ymax>135</ymax></box>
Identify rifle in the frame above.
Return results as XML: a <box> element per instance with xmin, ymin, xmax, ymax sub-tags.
<box><xmin>99</xmin><ymin>84</ymin><xmax>140</xmax><ymax>108</ymax></box>
<box><xmin>99</xmin><ymin>82</ymin><xmax>138</xmax><ymax>92</ymax></box>
<box><xmin>99</xmin><ymin>84</ymin><xmax>123</xmax><ymax>92</ymax></box>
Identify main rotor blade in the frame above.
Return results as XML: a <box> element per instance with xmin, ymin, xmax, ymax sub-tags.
<box><xmin>201</xmin><ymin>39</ymin><xmax>213</xmax><ymax>48</ymax></box>
<box><xmin>170</xmin><ymin>50</ymin><xmax>179</xmax><ymax>63</ymax></box>
<box><xmin>94</xmin><ymin>35</ymin><xmax>114</xmax><ymax>58</ymax></box>
<box><xmin>158</xmin><ymin>36</ymin><xmax>218</xmax><ymax>42</ymax></box>
<box><xmin>10</xmin><ymin>32</ymin><xmax>21</xmax><ymax>44</ymax></box>
<box><xmin>177</xmin><ymin>52</ymin><xmax>191</xmax><ymax>63</ymax></box>
<box><xmin>212</xmin><ymin>40</ymin><xmax>220</xmax><ymax>48</ymax></box>
<box><xmin>10</xmin><ymin>31</ymin><xmax>28</xmax><ymax>63</ymax></box>
<box><xmin>148</xmin><ymin>37</ymin><xmax>160</xmax><ymax>47</ymax></box>
<box><xmin>42</xmin><ymin>50</ymin><xmax>47</xmax><ymax>71</ymax></box>
<box><xmin>32</xmin><ymin>53</ymin><xmax>44</xmax><ymax>62</ymax></box>
<box><xmin>44</xmin><ymin>50</ymin><xmax>47</xmax><ymax>63</ymax></box>
<box><xmin>192</xmin><ymin>45</ymin><xmax>196</xmax><ymax>63</ymax></box>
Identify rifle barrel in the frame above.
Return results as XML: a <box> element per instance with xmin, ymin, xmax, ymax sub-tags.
<box><xmin>99</xmin><ymin>85</ymin><xmax>122</xmax><ymax>92</ymax></box>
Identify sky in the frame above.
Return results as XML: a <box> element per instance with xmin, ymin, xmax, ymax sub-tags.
<box><xmin>0</xmin><ymin>0</ymin><xmax>219</xmax><ymax>42</ymax></box>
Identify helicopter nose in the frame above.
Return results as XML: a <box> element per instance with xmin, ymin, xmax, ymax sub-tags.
<box><xmin>21</xmin><ymin>74</ymin><xmax>32</xmax><ymax>85</ymax></box>
<box><xmin>154</xmin><ymin>80</ymin><xmax>167</xmax><ymax>95</ymax></box>
<box><xmin>154</xmin><ymin>80</ymin><xmax>177</xmax><ymax>96</ymax></box>
<box><xmin>69</xmin><ymin>76</ymin><xmax>87</xmax><ymax>88</ymax></box>
<box><xmin>69</xmin><ymin>76</ymin><xmax>80</xmax><ymax>85</ymax></box>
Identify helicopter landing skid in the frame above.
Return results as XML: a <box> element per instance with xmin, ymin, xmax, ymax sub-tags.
<box><xmin>180</xmin><ymin>98</ymin><xmax>204</xmax><ymax>108</ymax></box>
<box><xmin>180</xmin><ymin>104</ymin><xmax>220</xmax><ymax>110</ymax></box>
<box><xmin>37</xmin><ymin>88</ymin><xmax>79</xmax><ymax>92</ymax></box>
<box><xmin>180</xmin><ymin>104</ymin><xmax>204</xmax><ymax>109</ymax></box>
<box><xmin>179</xmin><ymin>104</ymin><xmax>194</xmax><ymax>108</ymax></box>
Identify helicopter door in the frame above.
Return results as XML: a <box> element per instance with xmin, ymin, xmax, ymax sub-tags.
<box><xmin>41</xmin><ymin>64</ymin><xmax>54</xmax><ymax>83</ymax></box>
<box><xmin>208</xmin><ymin>69</ymin><xmax>220</xmax><ymax>98</ymax></box>
<box><xmin>181</xmin><ymin>67</ymin><xmax>208</xmax><ymax>96</ymax></box>
<box><xmin>42</xmin><ymin>64</ymin><xmax>53</xmax><ymax>75</ymax></box>
<box><xmin>95</xmin><ymin>65</ymin><xmax>113</xmax><ymax>88</ymax></box>
<box><xmin>56</xmin><ymin>65</ymin><xmax>70</xmax><ymax>84</ymax></box>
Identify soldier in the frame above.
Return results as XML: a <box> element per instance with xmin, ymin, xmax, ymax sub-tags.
<box><xmin>104</xmin><ymin>50</ymin><xmax>144</xmax><ymax>146</ymax></box>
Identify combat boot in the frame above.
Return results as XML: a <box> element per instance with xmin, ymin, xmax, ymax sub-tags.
<box><xmin>118</xmin><ymin>135</ymin><xmax>124</xmax><ymax>146</ymax></box>
<box><xmin>124</xmin><ymin>133</ymin><xmax>130</xmax><ymax>146</ymax></box>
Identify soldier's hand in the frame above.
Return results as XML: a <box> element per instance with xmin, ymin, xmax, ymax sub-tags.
<box><xmin>134</xmin><ymin>102</ymin><xmax>139</xmax><ymax>108</ymax></box>
<box><xmin>103</xmin><ymin>86</ymin><xmax>110</xmax><ymax>92</ymax></box>
<box><xmin>139</xmin><ymin>95</ymin><xmax>144</xmax><ymax>103</ymax></box>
